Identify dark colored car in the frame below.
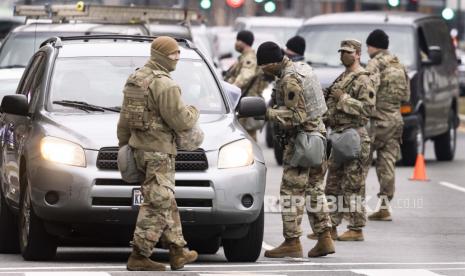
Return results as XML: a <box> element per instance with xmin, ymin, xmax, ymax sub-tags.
<box><xmin>295</xmin><ymin>12</ymin><xmax>460</xmax><ymax>165</ymax></box>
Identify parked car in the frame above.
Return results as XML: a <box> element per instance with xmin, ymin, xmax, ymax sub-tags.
<box><xmin>0</xmin><ymin>22</ymin><xmax>149</xmax><ymax>101</ymax></box>
<box><xmin>0</xmin><ymin>16</ymin><xmax>23</xmax><ymax>41</ymax></box>
<box><xmin>0</xmin><ymin>35</ymin><xmax>266</xmax><ymax>262</ymax></box>
<box><xmin>234</xmin><ymin>16</ymin><xmax>304</xmax><ymax>47</ymax></box>
<box><xmin>291</xmin><ymin>11</ymin><xmax>459</xmax><ymax>166</ymax></box>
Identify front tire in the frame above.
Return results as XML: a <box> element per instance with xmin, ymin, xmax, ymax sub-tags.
<box><xmin>265</xmin><ymin>122</ymin><xmax>274</xmax><ymax>148</ymax></box>
<box><xmin>188</xmin><ymin>237</ymin><xmax>220</xmax><ymax>254</ymax></box>
<box><xmin>0</xmin><ymin>190</ymin><xmax>19</xmax><ymax>253</ymax></box>
<box><xmin>434</xmin><ymin>110</ymin><xmax>456</xmax><ymax>161</ymax></box>
<box><xmin>19</xmin><ymin>176</ymin><xmax>58</xmax><ymax>261</ymax></box>
<box><xmin>273</xmin><ymin>142</ymin><xmax>283</xmax><ymax>166</ymax></box>
<box><xmin>401</xmin><ymin>115</ymin><xmax>425</xmax><ymax>166</ymax></box>
<box><xmin>223</xmin><ymin>205</ymin><xmax>264</xmax><ymax>262</ymax></box>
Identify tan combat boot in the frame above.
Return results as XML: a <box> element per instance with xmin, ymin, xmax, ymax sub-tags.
<box><xmin>169</xmin><ymin>245</ymin><xmax>198</xmax><ymax>270</ymax></box>
<box><xmin>368</xmin><ymin>209</ymin><xmax>392</xmax><ymax>221</ymax></box>
<box><xmin>264</xmin><ymin>237</ymin><xmax>303</xmax><ymax>258</ymax></box>
<box><xmin>330</xmin><ymin>226</ymin><xmax>338</xmax><ymax>240</ymax></box>
<box><xmin>308</xmin><ymin>226</ymin><xmax>338</xmax><ymax>240</ymax></box>
<box><xmin>337</xmin><ymin>229</ymin><xmax>364</xmax><ymax>241</ymax></box>
<box><xmin>308</xmin><ymin>229</ymin><xmax>336</xmax><ymax>258</ymax></box>
<box><xmin>307</xmin><ymin>232</ymin><xmax>318</xmax><ymax>240</ymax></box>
<box><xmin>126</xmin><ymin>251</ymin><xmax>166</xmax><ymax>271</ymax></box>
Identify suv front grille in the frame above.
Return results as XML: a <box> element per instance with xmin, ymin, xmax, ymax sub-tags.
<box><xmin>94</xmin><ymin>179</ymin><xmax>211</xmax><ymax>187</ymax></box>
<box><xmin>96</xmin><ymin>147</ymin><xmax>208</xmax><ymax>171</ymax></box>
<box><xmin>92</xmin><ymin>197</ymin><xmax>212</xmax><ymax>207</ymax></box>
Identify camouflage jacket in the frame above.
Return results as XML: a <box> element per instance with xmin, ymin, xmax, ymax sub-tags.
<box><xmin>117</xmin><ymin>60</ymin><xmax>199</xmax><ymax>155</ymax></box>
<box><xmin>268</xmin><ymin>56</ymin><xmax>326</xmax><ymax>135</ymax></box>
<box><xmin>224</xmin><ymin>49</ymin><xmax>258</xmax><ymax>92</ymax></box>
<box><xmin>366</xmin><ymin>50</ymin><xmax>410</xmax><ymax>126</ymax></box>
<box><xmin>325</xmin><ymin>66</ymin><xmax>376</xmax><ymax>132</ymax></box>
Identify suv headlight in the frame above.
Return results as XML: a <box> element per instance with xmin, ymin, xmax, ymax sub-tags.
<box><xmin>218</xmin><ymin>139</ymin><xmax>254</xmax><ymax>169</ymax></box>
<box><xmin>40</xmin><ymin>137</ymin><xmax>86</xmax><ymax>167</ymax></box>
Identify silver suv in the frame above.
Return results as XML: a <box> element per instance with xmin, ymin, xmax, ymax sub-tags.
<box><xmin>0</xmin><ymin>35</ymin><xmax>266</xmax><ymax>262</ymax></box>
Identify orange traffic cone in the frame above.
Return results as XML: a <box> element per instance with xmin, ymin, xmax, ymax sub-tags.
<box><xmin>409</xmin><ymin>154</ymin><xmax>429</xmax><ymax>181</ymax></box>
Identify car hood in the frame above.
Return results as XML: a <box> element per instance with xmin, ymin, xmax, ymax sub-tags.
<box><xmin>312</xmin><ymin>66</ymin><xmax>344</xmax><ymax>89</ymax></box>
<box><xmin>40</xmin><ymin>112</ymin><xmax>246</xmax><ymax>152</ymax></box>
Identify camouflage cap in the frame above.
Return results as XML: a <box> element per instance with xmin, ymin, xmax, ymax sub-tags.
<box><xmin>338</xmin><ymin>39</ymin><xmax>362</xmax><ymax>53</ymax></box>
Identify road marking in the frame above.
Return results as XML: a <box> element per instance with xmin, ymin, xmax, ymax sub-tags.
<box><xmin>351</xmin><ymin>269</ymin><xmax>445</xmax><ymax>276</ymax></box>
<box><xmin>1</xmin><ymin>262</ymin><xmax>465</xmax><ymax>272</ymax></box>
<box><xmin>25</xmin><ymin>273</ymin><xmax>111</xmax><ymax>276</ymax></box>
<box><xmin>0</xmin><ymin>266</ymin><xmax>124</xmax><ymax>271</ymax></box>
<box><xmin>199</xmin><ymin>274</ymin><xmax>287</xmax><ymax>276</ymax></box>
<box><xmin>439</xmin><ymin>181</ymin><xmax>465</xmax><ymax>193</ymax></box>
<box><xmin>261</xmin><ymin>241</ymin><xmax>274</xmax><ymax>251</ymax></box>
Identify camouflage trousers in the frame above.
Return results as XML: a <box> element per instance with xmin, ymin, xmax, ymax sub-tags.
<box><xmin>371</xmin><ymin>122</ymin><xmax>403</xmax><ymax>201</ymax></box>
<box><xmin>325</xmin><ymin>128</ymin><xmax>371</xmax><ymax>231</ymax></box>
<box><xmin>131</xmin><ymin>150</ymin><xmax>186</xmax><ymax>257</ymax></box>
<box><xmin>281</xmin><ymin>142</ymin><xmax>332</xmax><ymax>239</ymax></box>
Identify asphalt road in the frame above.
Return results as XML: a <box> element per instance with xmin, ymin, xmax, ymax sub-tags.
<box><xmin>1</xmin><ymin>128</ymin><xmax>465</xmax><ymax>276</ymax></box>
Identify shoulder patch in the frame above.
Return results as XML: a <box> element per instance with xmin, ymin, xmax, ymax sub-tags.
<box><xmin>288</xmin><ymin>91</ymin><xmax>295</xmax><ymax>101</ymax></box>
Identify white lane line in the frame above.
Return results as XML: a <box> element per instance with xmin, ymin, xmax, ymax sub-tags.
<box><xmin>261</xmin><ymin>241</ymin><xmax>274</xmax><ymax>251</ymax></box>
<box><xmin>1</xmin><ymin>262</ymin><xmax>465</xmax><ymax>272</ymax></box>
<box><xmin>439</xmin><ymin>181</ymin><xmax>465</xmax><ymax>193</ymax></box>
<box><xmin>0</xmin><ymin>266</ymin><xmax>124</xmax><ymax>271</ymax></box>
<box><xmin>25</xmin><ymin>273</ymin><xmax>111</xmax><ymax>276</ymax></box>
<box><xmin>199</xmin><ymin>274</ymin><xmax>287</xmax><ymax>276</ymax></box>
<box><xmin>351</xmin><ymin>269</ymin><xmax>445</xmax><ymax>276</ymax></box>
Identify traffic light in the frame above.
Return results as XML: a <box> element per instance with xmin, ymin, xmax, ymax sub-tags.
<box><xmin>387</xmin><ymin>0</ymin><xmax>400</xmax><ymax>8</ymax></box>
<box><xmin>442</xmin><ymin>8</ymin><xmax>455</xmax><ymax>21</ymax></box>
<box><xmin>406</xmin><ymin>0</ymin><xmax>418</xmax><ymax>11</ymax></box>
<box><xmin>226</xmin><ymin>0</ymin><xmax>245</xmax><ymax>8</ymax></box>
<box><xmin>199</xmin><ymin>0</ymin><xmax>211</xmax><ymax>10</ymax></box>
<box><xmin>264</xmin><ymin>1</ymin><xmax>276</xmax><ymax>13</ymax></box>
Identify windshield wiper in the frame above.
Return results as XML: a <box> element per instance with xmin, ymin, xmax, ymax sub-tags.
<box><xmin>0</xmin><ymin>65</ymin><xmax>26</xmax><ymax>69</ymax></box>
<box><xmin>52</xmin><ymin>100</ymin><xmax>120</xmax><ymax>113</ymax></box>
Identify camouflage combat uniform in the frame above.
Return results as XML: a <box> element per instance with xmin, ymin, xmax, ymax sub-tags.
<box><xmin>117</xmin><ymin>58</ymin><xmax>199</xmax><ymax>258</ymax></box>
<box><xmin>224</xmin><ymin>48</ymin><xmax>267</xmax><ymax>140</ymax></box>
<box><xmin>324</xmin><ymin>41</ymin><xmax>376</xmax><ymax>231</ymax></box>
<box><xmin>268</xmin><ymin>56</ymin><xmax>331</xmax><ymax>238</ymax></box>
<box><xmin>366</xmin><ymin>50</ymin><xmax>410</xmax><ymax>201</ymax></box>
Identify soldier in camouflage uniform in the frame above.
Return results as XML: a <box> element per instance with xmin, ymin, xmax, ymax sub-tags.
<box><xmin>117</xmin><ymin>36</ymin><xmax>198</xmax><ymax>271</ymax></box>
<box><xmin>224</xmin><ymin>30</ymin><xmax>268</xmax><ymax>141</ymax></box>
<box><xmin>256</xmin><ymin>42</ymin><xmax>335</xmax><ymax>258</ymax></box>
<box><xmin>324</xmin><ymin>39</ymin><xmax>376</xmax><ymax>242</ymax></box>
<box><xmin>365</xmin><ymin>30</ymin><xmax>410</xmax><ymax>221</ymax></box>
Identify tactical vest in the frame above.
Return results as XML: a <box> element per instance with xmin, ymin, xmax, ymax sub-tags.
<box><xmin>281</xmin><ymin>61</ymin><xmax>327</xmax><ymax>120</ymax></box>
<box><xmin>328</xmin><ymin>70</ymin><xmax>371</xmax><ymax>128</ymax></box>
<box><xmin>122</xmin><ymin>70</ymin><xmax>156</xmax><ymax>131</ymax></box>
<box><xmin>375</xmin><ymin>55</ymin><xmax>409</xmax><ymax>114</ymax></box>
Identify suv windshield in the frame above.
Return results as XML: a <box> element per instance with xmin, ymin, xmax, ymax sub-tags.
<box><xmin>48</xmin><ymin>56</ymin><xmax>226</xmax><ymax>114</ymax></box>
<box><xmin>298</xmin><ymin>25</ymin><xmax>416</xmax><ymax>68</ymax></box>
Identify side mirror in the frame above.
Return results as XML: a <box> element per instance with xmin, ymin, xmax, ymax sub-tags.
<box><xmin>237</xmin><ymin>96</ymin><xmax>266</xmax><ymax>118</ymax></box>
<box><xmin>221</xmin><ymin>81</ymin><xmax>241</xmax><ymax>109</ymax></box>
<box><xmin>423</xmin><ymin>45</ymin><xmax>442</xmax><ymax>66</ymax></box>
<box><xmin>1</xmin><ymin>95</ymin><xmax>28</xmax><ymax>116</ymax></box>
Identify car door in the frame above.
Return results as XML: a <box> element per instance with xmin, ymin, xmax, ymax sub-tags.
<box><xmin>1</xmin><ymin>52</ymin><xmax>45</xmax><ymax>206</ymax></box>
<box><xmin>419</xmin><ymin>19</ymin><xmax>455</xmax><ymax>137</ymax></box>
